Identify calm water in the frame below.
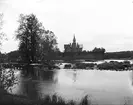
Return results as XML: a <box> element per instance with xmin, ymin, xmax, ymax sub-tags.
<box><xmin>4</xmin><ymin>66</ymin><xmax>133</xmax><ymax>105</ymax></box>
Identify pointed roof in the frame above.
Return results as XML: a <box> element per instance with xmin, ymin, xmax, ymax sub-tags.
<box><xmin>73</xmin><ymin>34</ymin><xmax>76</xmax><ymax>43</ymax></box>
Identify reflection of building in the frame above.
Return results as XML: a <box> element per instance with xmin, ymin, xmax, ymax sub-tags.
<box><xmin>64</xmin><ymin>35</ymin><xmax>83</xmax><ymax>52</ymax></box>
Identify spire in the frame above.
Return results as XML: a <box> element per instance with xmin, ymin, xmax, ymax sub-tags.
<box><xmin>73</xmin><ymin>34</ymin><xmax>76</xmax><ymax>43</ymax></box>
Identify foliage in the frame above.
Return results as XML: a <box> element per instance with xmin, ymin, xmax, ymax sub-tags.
<box><xmin>39</xmin><ymin>30</ymin><xmax>58</xmax><ymax>62</ymax></box>
<box><xmin>0</xmin><ymin>94</ymin><xmax>91</xmax><ymax>105</ymax></box>
<box><xmin>64</xmin><ymin>64</ymin><xmax>72</xmax><ymax>69</ymax></box>
<box><xmin>0</xmin><ymin>93</ymin><xmax>132</xmax><ymax>105</ymax></box>
<box><xmin>6</xmin><ymin>50</ymin><xmax>21</xmax><ymax>62</ymax></box>
<box><xmin>0</xmin><ymin>67</ymin><xmax>18</xmax><ymax>92</ymax></box>
<box><xmin>63</xmin><ymin>60</ymin><xmax>132</xmax><ymax>70</ymax></box>
<box><xmin>104</xmin><ymin>51</ymin><xmax>133</xmax><ymax>59</ymax></box>
<box><xmin>74</xmin><ymin>63</ymin><xmax>96</xmax><ymax>69</ymax></box>
<box><xmin>16</xmin><ymin>14</ymin><xmax>59</xmax><ymax>64</ymax></box>
<box><xmin>16</xmin><ymin>14</ymin><xmax>44</xmax><ymax>63</ymax></box>
<box><xmin>97</xmin><ymin>61</ymin><xmax>131</xmax><ymax>70</ymax></box>
<box><xmin>92</xmin><ymin>47</ymin><xmax>105</xmax><ymax>53</ymax></box>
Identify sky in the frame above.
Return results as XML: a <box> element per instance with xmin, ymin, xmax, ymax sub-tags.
<box><xmin>0</xmin><ymin>0</ymin><xmax>133</xmax><ymax>53</ymax></box>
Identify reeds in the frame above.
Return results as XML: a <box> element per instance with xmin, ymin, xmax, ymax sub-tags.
<box><xmin>0</xmin><ymin>93</ymin><xmax>132</xmax><ymax>105</ymax></box>
<box><xmin>0</xmin><ymin>94</ymin><xmax>91</xmax><ymax>105</ymax></box>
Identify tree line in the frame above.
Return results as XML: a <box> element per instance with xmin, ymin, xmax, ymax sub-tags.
<box><xmin>1</xmin><ymin>13</ymin><xmax>133</xmax><ymax>63</ymax></box>
<box><xmin>104</xmin><ymin>51</ymin><xmax>133</xmax><ymax>59</ymax></box>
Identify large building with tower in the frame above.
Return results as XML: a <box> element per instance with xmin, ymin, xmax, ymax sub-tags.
<box><xmin>64</xmin><ymin>35</ymin><xmax>83</xmax><ymax>52</ymax></box>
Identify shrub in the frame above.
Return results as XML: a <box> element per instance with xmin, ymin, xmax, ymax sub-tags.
<box><xmin>97</xmin><ymin>61</ymin><xmax>132</xmax><ymax>70</ymax></box>
<box><xmin>64</xmin><ymin>64</ymin><xmax>72</xmax><ymax>69</ymax></box>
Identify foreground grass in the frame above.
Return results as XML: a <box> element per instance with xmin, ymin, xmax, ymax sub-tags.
<box><xmin>0</xmin><ymin>92</ymin><xmax>132</xmax><ymax>105</ymax></box>
<box><xmin>0</xmin><ymin>93</ymin><xmax>91</xmax><ymax>105</ymax></box>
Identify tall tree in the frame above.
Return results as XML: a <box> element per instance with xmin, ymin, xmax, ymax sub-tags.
<box><xmin>39</xmin><ymin>30</ymin><xmax>58</xmax><ymax>61</ymax></box>
<box><xmin>16</xmin><ymin>14</ymin><xmax>44</xmax><ymax>63</ymax></box>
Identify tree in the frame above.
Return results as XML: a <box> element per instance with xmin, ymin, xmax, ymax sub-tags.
<box><xmin>16</xmin><ymin>14</ymin><xmax>44</xmax><ymax>63</ymax></box>
<box><xmin>0</xmin><ymin>14</ymin><xmax>18</xmax><ymax>95</ymax></box>
<box><xmin>92</xmin><ymin>47</ymin><xmax>105</xmax><ymax>53</ymax></box>
<box><xmin>39</xmin><ymin>30</ymin><xmax>58</xmax><ymax>61</ymax></box>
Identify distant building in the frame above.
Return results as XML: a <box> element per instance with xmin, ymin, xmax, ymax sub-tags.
<box><xmin>64</xmin><ymin>35</ymin><xmax>83</xmax><ymax>52</ymax></box>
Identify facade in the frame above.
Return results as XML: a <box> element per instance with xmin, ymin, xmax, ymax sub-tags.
<box><xmin>64</xmin><ymin>35</ymin><xmax>83</xmax><ymax>52</ymax></box>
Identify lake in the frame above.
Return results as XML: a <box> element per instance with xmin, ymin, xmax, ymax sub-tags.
<box><xmin>4</xmin><ymin>64</ymin><xmax>133</xmax><ymax>105</ymax></box>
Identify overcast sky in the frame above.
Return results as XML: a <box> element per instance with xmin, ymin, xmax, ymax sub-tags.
<box><xmin>0</xmin><ymin>0</ymin><xmax>133</xmax><ymax>53</ymax></box>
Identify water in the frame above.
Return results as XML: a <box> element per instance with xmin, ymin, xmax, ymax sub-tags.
<box><xmin>2</xmin><ymin>66</ymin><xmax>133</xmax><ymax>105</ymax></box>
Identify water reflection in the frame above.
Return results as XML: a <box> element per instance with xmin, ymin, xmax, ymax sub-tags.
<box><xmin>73</xmin><ymin>71</ymin><xmax>77</xmax><ymax>83</ymax></box>
<box><xmin>21</xmin><ymin>65</ymin><xmax>55</xmax><ymax>81</ymax></box>
<box><xmin>8</xmin><ymin>66</ymin><xmax>57</xmax><ymax>99</ymax></box>
<box><xmin>131</xmin><ymin>71</ymin><xmax>133</xmax><ymax>86</ymax></box>
<box><xmin>2</xmin><ymin>66</ymin><xmax>133</xmax><ymax>105</ymax></box>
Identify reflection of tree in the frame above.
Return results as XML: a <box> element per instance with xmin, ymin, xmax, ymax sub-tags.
<box><xmin>39</xmin><ymin>70</ymin><xmax>55</xmax><ymax>81</ymax></box>
<box><xmin>21</xmin><ymin>65</ymin><xmax>33</xmax><ymax>77</ymax></box>
<box><xmin>23</xmin><ymin>79</ymin><xmax>38</xmax><ymax>99</ymax></box>
<box><xmin>20</xmin><ymin>67</ymin><xmax>57</xmax><ymax>99</ymax></box>
<box><xmin>21</xmin><ymin>65</ymin><xmax>55</xmax><ymax>81</ymax></box>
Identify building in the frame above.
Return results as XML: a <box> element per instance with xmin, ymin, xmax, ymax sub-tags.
<box><xmin>64</xmin><ymin>35</ymin><xmax>83</xmax><ymax>52</ymax></box>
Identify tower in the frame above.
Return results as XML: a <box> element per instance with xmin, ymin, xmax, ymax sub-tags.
<box><xmin>72</xmin><ymin>34</ymin><xmax>77</xmax><ymax>52</ymax></box>
<box><xmin>73</xmin><ymin>34</ymin><xmax>76</xmax><ymax>43</ymax></box>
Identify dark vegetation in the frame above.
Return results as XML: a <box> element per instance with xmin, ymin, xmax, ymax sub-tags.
<box><xmin>1</xmin><ymin>50</ymin><xmax>133</xmax><ymax>64</ymax></box>
<box><xmin>64</xmin><ymin>61</ymin><xmax>132</xmax><ymax>70</ymax></box>
<box><xmin>75</xmin><ymin>63</ymin><xmax>96</xmax><ymax>69</ymax></box>
<box><xmin>104</xmin><ymin>51</ymin><xmax>133</xmax><ymax>59</ymax></box>
<box><xmin>0</xmin><ymin>94</ymin><xmax>91</xmax><ymax>105</ymax></box>
<box><xmin>97</xmin><ymin>61</ymin><xmax>131</xmax><ymax>70</ymax></box>
<box><xmin>15</xmin><ymin>14</ymin><xmax>59</xmax><ymax>64</ymax></box>
<box><xmin>0</xmin><ymin>92</ymin><xmax>131</xmax><ymax>105</ymax></box>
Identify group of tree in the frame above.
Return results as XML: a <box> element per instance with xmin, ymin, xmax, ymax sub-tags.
<box><xmin>2</xmin><ymin>13</ymin><xmax>132</xmax><ymax>63</ymax></box>
<box><xmin>104</xmin><ymin>51</ymin><xmax>133</xmax><ymax>59</ymax></box>
<box><xmin>16</xmin><ymin>14</ymin><xmax>60</xmax><ymax>64</ymax></box>
<box><xmin>92</xmin><ymin>47</ymin><xmax>105</xmax><ymax>53</ymax></box>
<box><xmin>81</xmin><ymin>47</ymin><xmax>106</xmax><ymax>54</ymax></box>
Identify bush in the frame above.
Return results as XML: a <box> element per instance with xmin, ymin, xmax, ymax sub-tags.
<box><xmin>75</xmin><ymin>63</ymin><xmax>86</xmax><ymax>69</ymax></box>
<box><xmin>97</xmin><ymin>61</ymin><xmax>132</xmax><ymax>70</ymax></box>
<box><xmin>0</xmin><ymin>67</ymin><xmax>18</xmax><ymax>92</ymax></box>
<box><xmin>64</xmin><ymin>64</ymin><xmax>72</xmax><ymax>69</ymax></box>
<box><xmin>74</xmin><ymin>63</ymin><xmax>96</xmax><ymax>69</ymax></box>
